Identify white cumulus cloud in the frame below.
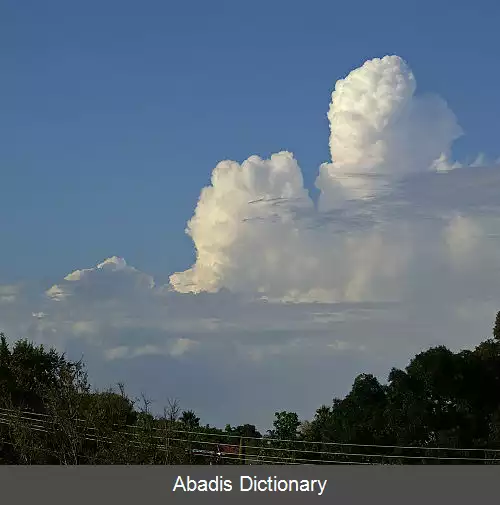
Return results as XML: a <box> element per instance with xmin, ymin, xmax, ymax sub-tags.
<box><xmin>46</xmin><ymin>256</ymin><xmax>155</xmax><ymax>302</ymax></box>
<box><xmin>318</xmin><ymin>55</ymin><xmax>462</xmax><ymax>205</ymax></box>
<box><xmin>1</xmin><ymin>54</ymin><xmax>499</xmax><ymax>429</ymax></box>
<box><xmin>169</xmin><ymin>55</ymin><xmax>490</xmax><ymax>303</ymax></box>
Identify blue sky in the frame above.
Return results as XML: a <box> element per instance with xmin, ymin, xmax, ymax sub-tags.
<box><xmin>2</xmin><ymin>0</ymin><xmax>499</xmax><ymax>282</ymax></box>
<box><xmin>1</xmin><ymin>1</ymin><xmax>500</xmax><ymax>429</ymax></box>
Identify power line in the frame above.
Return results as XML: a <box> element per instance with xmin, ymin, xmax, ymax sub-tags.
<box><xmin>156</xmin><ymin>427</ymin><xmax>500</xmax><ymax>453</ymax></box>
<box><xmin>1</xmin><ymin>414</ymin><xmax>499</xmax><ymax>464</ymax></box>
<box><xmin>0</xmin><ymin>419</ymin><xmax>304</xmax><ymax>465</ymax></box>
<box><xmin>0</xmin><ymin>428</ymin><xmax>366</xmax><ymax>465</ymax></box>
<box><xmin>1</xmin><ymin>406</ymin><xmax>499</xmax><ymax>454</ymax></box>
<box><xmin>1</xmin><ymin>406</ymin><xmax>498</xmax><ymax>454</ymax></box>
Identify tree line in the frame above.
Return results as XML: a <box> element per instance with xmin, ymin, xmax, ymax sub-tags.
<box><xmin>2</xmin><ymin>312</ymin><xmax>500</xmax><ymax>464</ymax></box>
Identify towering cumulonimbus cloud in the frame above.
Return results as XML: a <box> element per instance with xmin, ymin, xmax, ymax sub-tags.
<box><xmin>169</xmin><ymin>152</ymin><xmax>315</xmax><ymax>295</ymax></box>
<box><xmin>317</xmin><ymin>55</ymin><xmax>462</xmax><ymax>206</ymax></box>
<box><xmin>169</xmin><ymin>55</ymin><xmax>487</xmax><ymax>301</ymax></box>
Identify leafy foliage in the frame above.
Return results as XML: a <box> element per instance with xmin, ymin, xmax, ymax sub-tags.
<box><xmin>1</xmin><ymin>312</ymin><xmax>500</xmax><ymax>464</ymax></box>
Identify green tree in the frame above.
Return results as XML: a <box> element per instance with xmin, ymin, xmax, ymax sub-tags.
<box><xmin>231</xmin><ymin>424</ymin><xmax>261</xmax><ymax>439</ymax></box>
<box><xmin>0</xmin><ymin>334</ymin><xmax>86</xmax><ymax>413</ymax></box>
<box><xmin>269</xmin><ymin>411</ymin><xmax>300</xmax><ymax>440</ymax></box>
<box><xmin>493</xmin><ymin>311</ymin><xmax>500</xmax><ymax>340</ymax></box>
<box><xmin>180</xmin><ymin>410</ymin><xmax>200</xmax><ymax>428</ymax></box>
<box><xmin>303</xmin><ymin>405</ymin><xmax>334</xmax><ymax>442</ymax></box>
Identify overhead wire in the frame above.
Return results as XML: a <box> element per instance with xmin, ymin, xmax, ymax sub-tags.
<box><xmin>0</xmin><ymin>410</ymin><xmax>499</xmax><ymax>464</ymax></box>
<box><xmin>0</xmin><ymin>418</ymin><xmax>318</xmax><ymax>465</ymax></box>
<box><xmin>1</xmin><ymin>406</ymin><xmax>498</xmax><ymax>454</ymax></box>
